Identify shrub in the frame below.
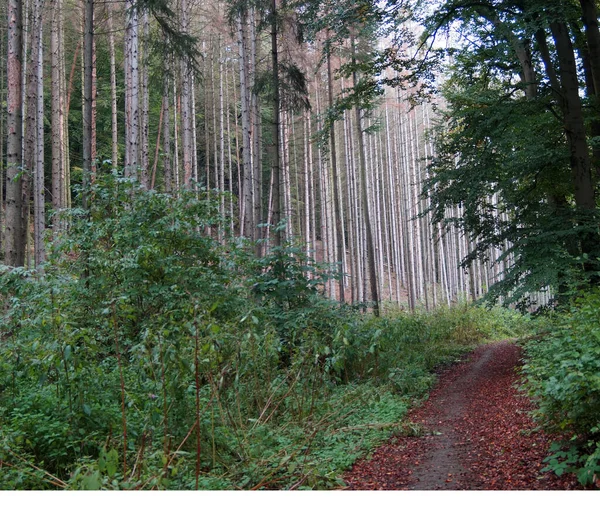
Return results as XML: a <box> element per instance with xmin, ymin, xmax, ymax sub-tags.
<box><xmin>0</xmin><ymin>173</ymin><xmax>531</xmax><ymax>489</ymax></box>
<box><xmin>522</xmin><ymin>290</ymin><xmax>600</xmax><ymax>486</ymax></box>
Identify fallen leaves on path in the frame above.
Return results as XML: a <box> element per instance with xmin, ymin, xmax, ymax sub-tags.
<box><xmin>344</xmin><ymin>342</ymin><xmax>579</xmax><ymax>490</ymax></box>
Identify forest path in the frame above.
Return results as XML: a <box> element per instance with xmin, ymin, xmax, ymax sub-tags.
<box><xmin>344</xmin><ymin>341</ymin><xmax>577</xmax><ymax>490</ymax></box>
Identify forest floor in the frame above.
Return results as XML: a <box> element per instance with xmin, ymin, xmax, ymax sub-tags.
<box><xmin>344</xmin><ymin>341</ymin><xmax>579</xmax><ymax>490</ymax></box>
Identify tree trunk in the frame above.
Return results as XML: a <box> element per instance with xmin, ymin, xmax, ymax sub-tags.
<box><xmin>237</xmin><ymin>14</ymin><xmax>253</xmax><ymax>238</ymax></box>
<box><xmin>140</xmin><ymin>10</ymin><xmax>150</xmax><ymax>187</ymax></box>
<box><xmin>124</xmin><ymin>0</ymin><xmax>139</xmax><ymax>178</ymax></box>
<box><xmin>270</xmin><ymin>0</ymin><xmax>281</xmax><ymax>246</ymax></box>
<box><xmin>34</xmin><ymin>0</ymin><xmax>44</xmax><ymax>266</ymax></box>
<box><xmin>550</xmin><ymin>21</ymin><xmax>595</xmax><ymax>210</ymax></box>
<box><xmin>352</xmin><ymin>37</ymin><xmax>379</xmax><ymax>316</ymax></box>
<box><xmin>162</xmin><ymin>69</ymin><xmax>172</xmax><ymax>192</ymax></box>
<box><xmin>180</xmin><ymin>0</ymin><xmax>193</xmax><ymax>187</ymax></box>
<box><xmin>107</xmin><ymin>1</ymin><xmax>118</xmax><ymax>169</ymax></box>
<box><xmin>579</xmin><ymin>0</ymin><xmax>600</xmax><ymax>95</ymax></box>
<box><xmin>82</xmin><ymin>0</ymin><xmax>93</xmax><ymax>209</ymax></box>
<box><xmin>6</xmin><ymin>0</ymin><xmax>25</xmax><ymax>266</ymax></box>
<box><xmin>327</xmin><ymin>47</ymin><xmax>345</xmax><ymax>303</ymax></box>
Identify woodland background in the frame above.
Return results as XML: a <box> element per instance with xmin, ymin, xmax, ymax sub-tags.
<box><xmin>0</xmin><ymin>0</ymin><xmax>599</xmax><ymax>489</ymax></box>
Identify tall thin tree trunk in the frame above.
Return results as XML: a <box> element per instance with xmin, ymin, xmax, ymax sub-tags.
<box><xmin>140</xmin><ymin>10</ymin><xmax>150</xmax><ymax>187</ymax></box>
<box><xmin>162</xmin><ymin>70</ymin><xmax>172</xmax><ymax>192</ymax></box>
<box><xmin>351</xmin><ymin>36</ymin><xmax>379</xmax><ymax>315</ymax></box>
<box><xmin>6</xmin><ymin>0</ymin><xmax>25</xmax><ymax>266</ymax></box>
<box><xmin>107</xmin><ymin>2</ymin><xmax>118</xmax><ymax>169</ymax></box>
<box><xmin>270</xmin><ymin>0</ymin><xmax>281</xmax><ymax>246</ymax></box>
<box><xmin>124</xmin><ymin>0</ymin><xmax>139</xmax><ymax>178</ymax></box>
<box><xmin>238</xmin><ymin>14</ymin><xmax>253</xmax><ymax>238</ymax></box>
<box><xmin>34</xmin><ymin>1</ymin><xmax>44</xmax><ymax>266</ymax></box>
<box><xmin>327</xmin><ymin>47</ymin><xmax>345</xmax><ymax>303</ymax></box>
<box><xmin>82</xmin><ymin>0</ymin><xmax>93</xmax><ymax>209</ymax></box>
<box><xmin>180</xmin><ymin>0</ymin><xmax>193</xmax><ymax>187</ymax></box>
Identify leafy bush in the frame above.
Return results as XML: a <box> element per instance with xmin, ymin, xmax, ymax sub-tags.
<box><xmin>522</xmin><ymin>290</ymin><xmax>600</xmax><ymax>486</ymax></box>
<box><xmin>0</xmin><ymin>173</ymin><xmax>531</xmax><ymax>489</ymax></box>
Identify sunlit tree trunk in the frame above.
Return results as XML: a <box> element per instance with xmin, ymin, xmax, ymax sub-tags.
<box><xmin>180</xmin><ymin>0</ymin><xmax>193</xmax><ymax>187</ymax></box>
<box><xmin>124</xmin><ymin>0</ymin><xmax>139</xmax><ymax>178</ymax></box>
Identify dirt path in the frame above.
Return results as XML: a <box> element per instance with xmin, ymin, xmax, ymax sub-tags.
<box><xmin>344</xmin><ymin>341</ymin><xmax>578</xmax><ymax>490</ymax></box>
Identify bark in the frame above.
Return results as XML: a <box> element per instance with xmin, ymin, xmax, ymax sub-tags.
<box><xmin>107</xmin><ymin>2</ymin><xmax>118</xmax><ymax>169</ymax></box>
<box><xmin>6</xmin><ymin>0</ymin><xmax>25</xmax><ymax>266</ymax></box>
<box><xmin>82</xmin><ymin>0</ymin><xmax>93</xmax><ymax>208</ymax></box>
<box><xmin>577</xmin><ymin>0</ymin><xmax>600</xmax><ymax>179</ymax></box>
<box><xmin>24</xmin><ymin>0</ymin><xmax>40</xmax><ymax>267</ymax></box>
<box><xmin>327</xmin><ymin>48</ymin><xmax>345</xmax><ymax>303</ymax></box>
<box><xmin>150</xmin><ymin>98</ymin><xmax>164</xmax><ymax>190</ymax></box>
<box><xmin>140</xmin><ymin>10</ymin><xmax>150</xmax><ymax>187</ymax></box>
<box><xmin>579</xmin><ymin>0</ymin><xmax>600</xmax><ymax>96</ymax></box>
<box><xmin>0</xmin><ymin>5</ymin><xmax>4</xmax><ymax>253</ymax></box>
<box><xmin>352</xmin><ymin>37</ymin><xmax>380</xmax><ymax>316</ymax></box>
<box><xmin>219</xmin><ymin>38</ymin><xmax>226</xmax><ymax>239</ymax></box>
<box><xmin>270</xmin><ymin>0</ymin><xmax>282</xmax><ymax>246</ymax></box>
<box><xmin>550</xmin><ymin>21</ymin><xmax>595</xmax><ymax>210</ymax></box>
<box><xmin>34</xmin><ymin>0</ymin><xmax>44</xmax><ymax>266</ymax></box>
<box><xmin>250</xmin><ymin>9</ymin><xmax>262</xmax><ymax>245</ymax></box>
<box><xmin>180</xmin><ymin>0</ymin><xmax>193</xmax><ymax>187</ymax></box>
<box><xmin>124</xmin><ymin>0</ymin><xmax>139</xmax><ymax>178</ymax></box>
<box><xmin>535</xmin><ymin>29</ymin><xmax>562</xmax><ymax>98</ymax></box>
<box><xmin>162</xmin><ymin>70</ymin><xmax>172</xmax><ymax>193</ymax></box>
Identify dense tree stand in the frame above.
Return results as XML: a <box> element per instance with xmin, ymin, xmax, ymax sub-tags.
<box><xmin>344</xmin><ymin>342</ymin><xmax>579</xmax><ymax>490</ymax></box>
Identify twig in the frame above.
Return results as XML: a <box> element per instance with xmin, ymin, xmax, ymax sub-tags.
<box><xmin>2</xmin><ymin>452</ymin><xmax>68</xmax><ymax>489</ymax></box>
<box><xmin>112</xmin><ymin>302</ymin><xmax>128</xmax><ymax>476</ymax></box>
<box><xmin>193</xmin><ymin>310</ymin><xmax>201</xmax><ymax>491</ymax></box>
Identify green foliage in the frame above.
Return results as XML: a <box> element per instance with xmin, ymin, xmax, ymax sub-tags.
<box><xmin>426</xmin><ymin>67</ymin><xmax>600</xmax><ymax>307</ymax></box>
<box><xmin>421</xmin><ymin>0</ymin><xmax>600</xmax><ymax>307</ymax></box>
<box><xmin>522</xmin><ymin>290</ymin><xmax>600</xmax><ymax>486</ymax></box>
<box><xmin>0</xmin><ymin>172</ymin><xmax>530</xmax><ymax>489</ymax></box>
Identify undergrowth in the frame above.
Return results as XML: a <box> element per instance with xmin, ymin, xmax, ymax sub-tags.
<box><xmin>522</xmin><ymin>290</ymin><xmax>600</xmax><ymax>487</ymax></box>
<box><xmin>0</xmin><ymin>174</ymin><xmax>530</xmax><ymax>489</ymax></box>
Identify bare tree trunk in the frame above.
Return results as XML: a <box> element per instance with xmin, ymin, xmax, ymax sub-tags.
<box><xmin>250</xmin><ymin>9</ymin><xmax>262</xmax><ymax>246</ymax></box>
<box><xmin>81</xmin><ymin>0</ymin><xmax>93</xmax><ymax>210</ymax></box>
<box><xmin>150</xmin><ymin>98</ymin><xmax>164</xmax><ymax>190</ymax></box>
<box><xmin>162</xmin><ymin>70</ymin><xmax>172</xmax><ymax>192</ymax></box>
<box><xmin>238</xmin><ymin>14</ymin><xmax>253</xmax><ymax>239</ymax></box>
<box><xmin>327</xmin><ymin>48</ymin><xmax>345</xmax><ymax>303</ymax></box>
<box><xmin>124</xmin><ymin>0</ymin><xmax>139</xmax><ymax>178</ymax></box>
<box><xmin>270</xmin><ymin>0</ymin><xmax>281</xmax><ymax>246</ymax></box>
<box><xmin>34</xmin><ymin>0</ymin><xmax>44</xmax><ymax>266</ymax></box>
<box><xmin>23</xmin><ymin>0</ymin><xmax>39</xmax><ymax>268</ymax></box>
<box><xmin>191</xmin><ymin>73</ymin><xmax>199</xmax><ymax>185</ymax></box>
<box><xmin>107</xmin><ymin>1</ymin><xmax>118</xmax><ymax>169</ymax></box>
<box><xmin>0</xmin><ymin>4</ymin><xmax>5</xmax><ymax>253</ymax></box>
<box><xmin>218</xmin><ymin>38</ymin><xmax>226</xmax><ymax>240</ymax></box>
<box><xmin>352</xmin><ymin>37</ymin><xmax>379</xmax><ymax>315</ymax></box>
<box><xmin>173</xmin><ymin>81</ymin><xmax>180</xmax><ymax>190</ymax></box>
<box><xmin>180</xmin><ymin>0</ymin><xmax>193</xmax><ymax>187</ymax></box>
<box><xmin>140</xmin><ymin>10</ymin><xmax>150</xmax><ymax>187</ymax></box>
<box><xmin>51</xmin><ymin>0</ymin><xmax>67</xmax><ymax>229</ymax></box>
<box><xmin>6</xmin><ymin>0</ymin><xmax>25</xmax><ymax>266</ymax></box>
